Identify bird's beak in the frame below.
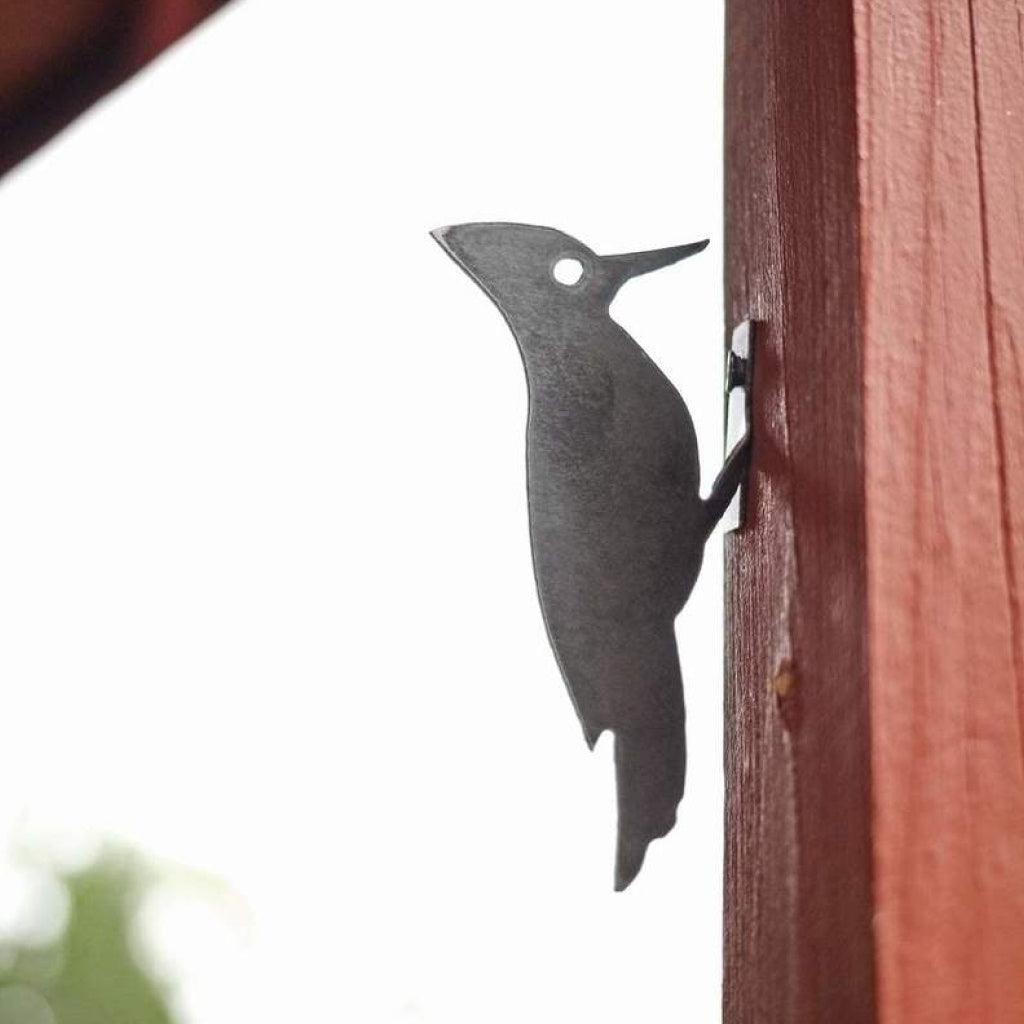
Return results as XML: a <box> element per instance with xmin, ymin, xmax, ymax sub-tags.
<box><xmin>604</xmin><ymin>239</ymin><xmax>709</xmax><ymax>283</ymax></box>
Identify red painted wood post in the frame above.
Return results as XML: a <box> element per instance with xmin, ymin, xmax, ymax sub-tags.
<box><xmin>858</xmin><ymin>1</ymin><xmax>1024</xmax><ymax>1020</ymax></box>
<box><xmin>723</xmin><ymin>1</ymin><xmax>875</xmax><ymax>1020</ymax></box>
<box><xmin>724</xmin><ymin>1</ymin><xmax>1024</xmax><ymax>1022</ymax></box>
<box><xmin>0</xmin><ymin>0</ymin><xmax>232</xmax><ymax>178</ymax></box>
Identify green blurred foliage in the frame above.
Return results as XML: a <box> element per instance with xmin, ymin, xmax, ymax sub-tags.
<box><xmin>0</xmin><ymin>855</ymin><xmax>175</xmax><ymax>1024</ymax></box>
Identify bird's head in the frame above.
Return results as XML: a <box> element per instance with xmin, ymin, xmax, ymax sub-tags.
<box><xmin>431</xmin><ymin>222</ymin><xmax>707</xmax><ymax>329</ymax></box>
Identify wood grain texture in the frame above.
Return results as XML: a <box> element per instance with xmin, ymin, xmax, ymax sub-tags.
<box><xmin>855</xmin><ymin>0</ymin><xmax>1024</xmax><ymax>1020</ymax></box>
<box><xmin>0</xmin><ymin>0</ymin><xmax>231</xmax><ymax>178</ymax></box>
<box><xmin>724</xmin><ymin>1</ymin><xmax>875</xmax><ymax>1021</ymax></box>
<box><xmin>727</xmin><ymin>0</ymin><xmax>1024</xmax><ymax>1020</ymax></box>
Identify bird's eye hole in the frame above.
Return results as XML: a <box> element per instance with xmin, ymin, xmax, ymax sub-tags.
<box><xmin>552</xmin><ymin>257</ymin><xmax>585</xmax><ymax>287</ymax></box>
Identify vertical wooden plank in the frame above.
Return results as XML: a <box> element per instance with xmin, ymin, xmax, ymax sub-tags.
<box><xmin>0</xmin><ymin>0</ymin><xmax>232</xmax><ymax>178</ymax></box>
<box><xmin>724</xmin><ymin>1</ymin><xmax>876</xmax><ymax>1021</ymax></box>
<box><xmin>855</xmin><ymin>1</ymin><xmax>1024</xmax><ymax>1020</ymax></box>
<box><xmin>727</xmin><ymin>0</ymin><xmax>1024</xmax><ymax>1019</ymax></box>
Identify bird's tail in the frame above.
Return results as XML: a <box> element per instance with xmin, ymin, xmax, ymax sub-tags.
<box><xmin>613</xmin><ymin>727</ymin><xmax>686</xmax><ymax>890</ymax></box>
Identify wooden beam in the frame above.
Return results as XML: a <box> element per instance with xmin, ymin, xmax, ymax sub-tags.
<box><xmin>857</xmin><ymin>1</ymin><xmax>1024</xmax><ymax>1020</ymax></box>
<box><xmin>725</xmin><ymin>1</ymin><xmax>1024</xmax><ymax>1021</ymax></box>
<box><xmin>0</xmin><ymin>0</ymin><xmax>232</xmax><ymax>178</ymax></box>
<box><xmin>723</xmin><ymin>1</ymin><xmax>875</xmax><ymax>1020</ymax></box>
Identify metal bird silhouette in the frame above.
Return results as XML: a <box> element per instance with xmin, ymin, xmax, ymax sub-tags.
<box><xmin>432</xmin><ymin>223</ymin><xmax>749</xmax><ymax>889</ymax></box>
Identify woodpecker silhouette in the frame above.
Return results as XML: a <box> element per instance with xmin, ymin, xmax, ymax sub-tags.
<box><xmin>432</xmin><ymin>223</ymin><xmax>748</xmax><ymax>889</ymax></box>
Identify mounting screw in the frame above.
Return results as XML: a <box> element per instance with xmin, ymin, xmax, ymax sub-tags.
<box><xmin>726</xmin><ymin>350</ymin><xmax>750</xmax><ymax>392</ymax></box>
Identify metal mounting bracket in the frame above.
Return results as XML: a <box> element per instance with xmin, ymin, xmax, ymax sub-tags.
<box><xmin>723</xmin><ymin>319</ymin><xmax>755</xmax><ymax>532</ymax></box>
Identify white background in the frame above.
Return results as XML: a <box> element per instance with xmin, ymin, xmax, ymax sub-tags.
<box><xmin>0</xmin><ymin>1</ymin><xmax>725</xmax><ymax>1021</ymax></box>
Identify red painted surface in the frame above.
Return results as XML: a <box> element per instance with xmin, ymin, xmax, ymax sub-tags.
<box><xmin>135</xmin><ymin>0</ymin><xmax>222</xmax><ymax>60</ymax></box>
<box><xmin>856</xmin><ymin>1</ymin><xmax>1024</xmax><ymax>1020</ymax></box>
<box><xmin>0</xmin><ymin>0</ymin><xmax>232</xmax><ymax>178</ymax></box>
<box><xmin>727</xmin><ymin>1</ymin><xmax>1024</xmax><ymax>1021</ymax></box>
<box><xmin>724</xmin><ymin>1</ymin><xmax>875</xmax><ymax>1021</ymax></box>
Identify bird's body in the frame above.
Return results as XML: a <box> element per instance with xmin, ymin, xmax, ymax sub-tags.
<box><xmin>434</xmin><ymin>223</ymin><xmax>744</xmax><ymax>888</ymax></box>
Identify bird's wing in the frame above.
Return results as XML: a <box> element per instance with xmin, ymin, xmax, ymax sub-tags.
<box><xmin>521</xmin><ymin>315</ymin><xmax>705</xmax><ymax>888</ymax></box>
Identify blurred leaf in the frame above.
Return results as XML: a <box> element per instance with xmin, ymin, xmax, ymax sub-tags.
<box><xmin>0</xmin><ymin>853</ymin><xmax>175</xmax><ymax>1024</ymax></box>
